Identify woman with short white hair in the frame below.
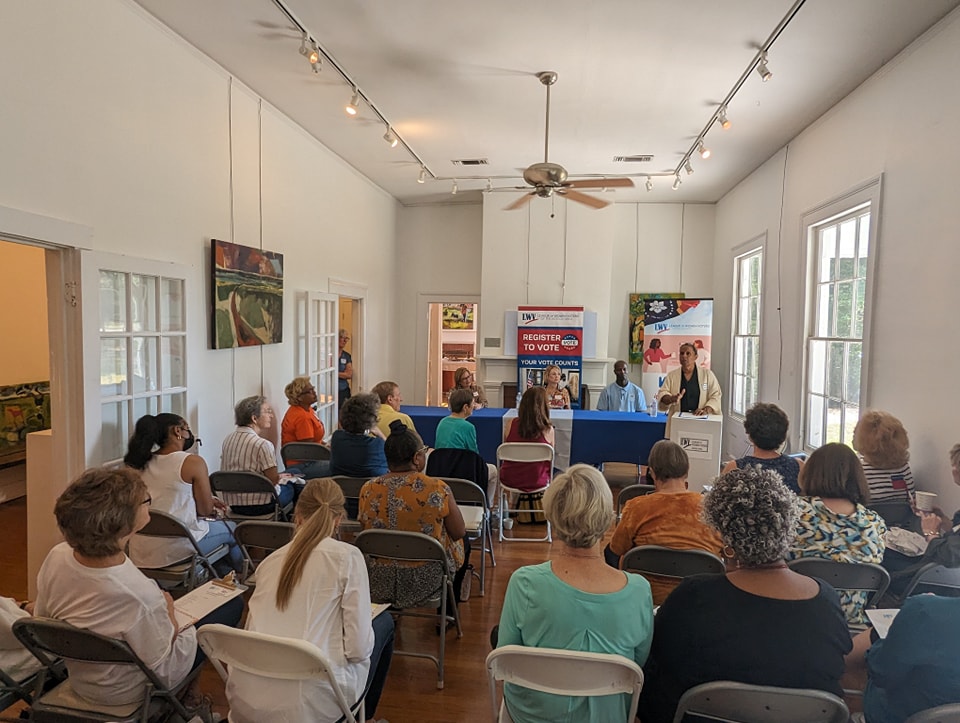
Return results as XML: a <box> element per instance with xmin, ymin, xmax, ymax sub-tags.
<box><xmin>496</xmin><ymin>464</ymin><xmax>654</xmax><ymax>722</ymax></box>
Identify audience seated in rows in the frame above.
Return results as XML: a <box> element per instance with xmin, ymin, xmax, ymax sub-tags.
<box><xmin>280</xmin><ymin>377</ymin><xmax>331</xmax><ymax>478</ymax></box>
<box><xmin>638</xmin><ymin>466</ymin><xmax>851</xmax><ymax>723</ymax></box>
<box><xmin>496</xmin><ymin>465</ymin><xmax>653</xmax><ymax>723</ymax></box>
<box><xmin>500</xmin><ymin>387</ymin><xmax>555</xmax><ymax>493</ymax></box>
<box><xmin>221</xmin><ymin>395</ymin><xmax>294</xmax><ymax>513</ymax></box>
<box><xmin>358</xmin><ymin>421</ymin><xmax>470</xmax><ymax>607</ymax></box>
<box><xmin>787</xmin><ymin>443</ymin><xmax>886</xmax><ymax>625</ymax></box>
<box><xmin>434</xmin><ymin>389</ymin><xmax>499</xmax><ymax>507</ymax></box>
<box><xmin>125</xmin><ymin>413</ymin><xmax>243</xmax><ymax>575</ymax></box>
<box><xmin>35</xmin><ymin>467</ymin><xmax>243</xmax><ymax>709</ymax></box>
<box><xmin>372</xmin><ymin>381</ymin><xmax>419</xmax><ymax>439</ymax></box>
<box><xmin>227</xmin><ymin>478</ymin><xmax>394</xmax><ymax>723</ymax></box>
<box><xmin>721</xmin><ymin>402</ymin><xmax>802</xmax><ymax>494</ymax></box>
<box><xmin>330</xmin><ymin>393</ymin><xmax>388</xmax><ymax>479</ymax></box>
<box><xmin>606</xmin><ymin>440</ymin><xmax>723</xmax><ymax>604</ymax></box>
<box><xmin>853</xmin><ymin>410</ymin><xmax>915</xmax><ymax>505</ymax></box>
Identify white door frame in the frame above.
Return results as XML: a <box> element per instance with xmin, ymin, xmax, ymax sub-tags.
<box><xmin>414</xmin><ymin>293</ymin><xmax>481</xmax><ymax>406</ymax></box>
<box><xmin>328</xmin><ymin>278</ymin><xmax>367</xmax><ymax>393</ymax></box>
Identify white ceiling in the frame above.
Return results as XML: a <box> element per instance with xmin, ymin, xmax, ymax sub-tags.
<box><xmin>134</xmin><ymin>0</ymin><xmax>959</xmax><ymax>206</ymax></box>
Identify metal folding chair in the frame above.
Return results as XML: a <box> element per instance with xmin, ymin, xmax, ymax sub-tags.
<box><xmin>197</xmin><ymin>624</ymin><xmax>364</xmax><ymax>723</ymax></box>
<box><xmin>672</xmin><ymin>680</ymin><xmax>850</xmax><ymax>723</ymax></box>
<box><xmin>280</xmin><ymin>442</ymin><xmax>331</xmax><ymax>467</ymax></box>
<box><xmin>133</xmin><ymin>509</ymin><xmax>229</xmax><ymax>595</ymax></box>
<box><xmin>787</xmin><ymin>558</ymin><xmax>890</xmax><ymax>631</ymax></box>
<box><xmin>486</xmin><ymin>645</ymin><xmax>644</xmax><ymax>723</ymax></box>
<box><xmin>616</xmin><ymin>484</ymin><xmax>657</xmax><ymax>519</ymax></box>
<box><xmin>888</xmin><ymin>562</ymin><xmax>960</xmax><ymax>606</ymax></box>
<box><xmin>905</xmin><ymin>702</ymin><xmax>960</xmax><ymax>723</ymax></box>
<box><xmin>210</xmin><ymin>470</ymin><xmax>293</xmax><ymax>521</ymax></box>
<box><xmin>621</xmin><ymin>545</ymin><xmax>724</xmax><ymax>590</ymax></box>
<box><xmin>497</xmin><ymin>442</ymin><xmax>555</xmax><ymax>543</ymax></box>
<box><xmin>354</xmin><ymin>529</ymin><xmax>461</xmax><ymax>689</ymax></box>
<box><xmin>232</xmin><ymin>520</ymin><xmax>295</xmax><ymax>584</ymax></box>
<box><xmin>331</xmin><ymin>475</ymin><xmax>371</xmax><ymax>535</ymax></box>
<box><xmin>437</xmin><ymin>476</ymin><xmax>494</xmax><ymax>596</ymax></box>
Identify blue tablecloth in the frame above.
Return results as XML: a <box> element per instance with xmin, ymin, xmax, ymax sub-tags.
<box><xmin>404</xmin><ymin>405</ymin><xmax>666</xmax><ymax>467</ymax></box>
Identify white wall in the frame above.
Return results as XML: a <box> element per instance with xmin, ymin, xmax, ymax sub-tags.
<box><xmin>0</xmin><ymin>0</ymin><xmax>398</xmax><ymax>473</ymax></box>
<box><xmin>714</xmin><ymin>10</ymin><xmax>960</xmax><ymax>508</ymax></box>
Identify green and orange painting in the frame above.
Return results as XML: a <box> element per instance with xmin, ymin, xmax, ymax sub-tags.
<box><xmin>211</xmin><ymin>239</ymin><xmax>283</xmax><ymax>348</ymax></box>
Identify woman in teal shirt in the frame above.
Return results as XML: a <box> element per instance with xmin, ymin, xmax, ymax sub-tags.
<box><xmin>496</xmin><ymin>464</ymin><xmax>654</xmax><ymax>722</ymax></box>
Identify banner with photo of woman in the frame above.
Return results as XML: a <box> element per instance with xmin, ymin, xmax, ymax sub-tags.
<box><xmin>516</xmin><ymin>306</ymin><xmax>584</xmax><ymax>409</ymax></box>
<box><xmin>640</xmin><ymin>298</ymin><xmax>714</xmax><ymax>404</ymax></box>
<box><xmin>629</xmin><ymin>293</ymin><xmax>685</xmax><ymax>365</ymax></box>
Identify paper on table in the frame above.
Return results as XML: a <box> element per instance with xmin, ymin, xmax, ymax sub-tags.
<box><xmin>174</xmin><ymin>579</ymin><xmax>247</xmax><ymax>631</ymax></box>
<box><xmin>865</xmin><ymin>608</ymin><xmax>899</xmax><ymax>639</ymax></box>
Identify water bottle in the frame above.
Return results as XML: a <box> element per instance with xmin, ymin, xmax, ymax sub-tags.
<box><xmin>648</xmin><ymin>395</ymin><xmax>658</xmax><ymax>417</ymax></box>
<box><xmin>516</xmin><ymin>390</ymin><xmax>523</xmax><ymax>408</ymax></box>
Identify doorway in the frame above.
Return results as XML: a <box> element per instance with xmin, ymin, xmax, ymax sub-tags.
<box><xmin>338</xmin><ymin>296</ymin><xmax>361</xmax><ymax>397</ymax></box>
<box><xmin>426</xmin><ymin>302</ymin><xmax>478</xmax><ymax>407</ymax></box>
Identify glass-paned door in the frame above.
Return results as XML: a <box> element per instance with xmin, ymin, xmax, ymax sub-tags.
<box><xmin>303</xmin><ymin>292</ymin><xmax>338</xmax><ymax>439</ymax></box>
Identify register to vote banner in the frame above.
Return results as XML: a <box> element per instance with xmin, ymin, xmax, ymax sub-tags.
<box><xmin>517</xmin><ymin>306</ymin><xmax>584</xmax><ymax>409</ymax></box>
<box><xmin>641</xmin><ymin>298</ymin><xmax>714</xmax><ymax>404</ymax></box>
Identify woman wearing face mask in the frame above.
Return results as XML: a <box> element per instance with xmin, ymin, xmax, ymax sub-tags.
<box><xmin>125</xmin><ymin>413</ymin><xmax>244</xmax><ymax>575</ymax></box>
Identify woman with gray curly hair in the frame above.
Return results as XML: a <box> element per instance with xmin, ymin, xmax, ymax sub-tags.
<box><xmin>497</xmin><ymin>464</ymin><xmax>654</xmax><ymax>722</ymax></box>
<box><xmin>638</xmin><ymin>465</ymin><xmax>852</xmax><ymax>723</ymax></box>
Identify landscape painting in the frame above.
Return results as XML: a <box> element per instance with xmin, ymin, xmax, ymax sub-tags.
<box><xmin>211</xmin><ymin>239</ymin><xmax>284</xmax><ymax>348</ymax></box>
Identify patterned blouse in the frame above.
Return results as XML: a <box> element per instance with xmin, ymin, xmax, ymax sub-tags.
<box><xmin>788</xmin><ymin>496</ymin><xmax>887</xmax><ymax>624</ymax></box>
<box><xmin>358</xmin><ymin>471</ymin><xmax>465</xmax><ymax>607</ymax></box>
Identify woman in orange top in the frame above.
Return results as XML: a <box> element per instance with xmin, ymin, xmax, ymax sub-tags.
<box><xmin>607</xmin><ymin>440</ymin><xmax>723</xmax><ymax>604</ymax></box>
<box><xmin>280</xmin><ymin>376</ymin><xmax>330</xmax><ymax>477</ymax></box>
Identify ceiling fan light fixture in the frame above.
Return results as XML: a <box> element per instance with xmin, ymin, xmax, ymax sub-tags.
<box><xmin>417</xmin><ymin>168</ymin><xmax>426</xmax><ymax>184</ymax></box>
<box><xmin>345</xmin><ymin>89</ymin><xmax>360</xmax><ymax>116</ymax></box>
<box><xmin>698</xmin><ymin>141</ymin><xmax>711</xmax><ymax>160</ymax></box>
<box><xmin>719</xmin><ymin>107</ymin><xmax>731</xmax><ymax>130</ymax></box>
<box><xmin>672</xmin><ymin>174</ymin><xmax>682</xmax><ymax>191</ymax></box>
<box><xmin>645</xmin><ymin>177</ymin><xmax>654</xmax><ymax>192</ymax></box>
<box><xmin>383</xmin><ymin>128</ymin><xmax>398</xmax><ymax>148</ymax></box>
<box><xmin>685</xmin><ymin>160</ymin><xmax>694</xmax><ymax>175</ymax></box>
<box><xmin>756</xmin><ymin>52</ymin><xmax>773</xmax><ymax>82</ymax></box>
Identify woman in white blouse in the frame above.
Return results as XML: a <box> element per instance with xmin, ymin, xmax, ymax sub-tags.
<box><xmin>227</xmin><ymin>478</ymin><xmax>395</xmax><ymax>723</ymax></box>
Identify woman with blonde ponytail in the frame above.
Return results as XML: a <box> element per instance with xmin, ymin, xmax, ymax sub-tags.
<box><xmin>226</xmin><ymin>478</ymin><xmax>394</xmax><ymax>723</ymax></box>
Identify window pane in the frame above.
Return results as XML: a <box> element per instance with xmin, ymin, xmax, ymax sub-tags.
<box><xmin>838</xmin><ymin>220</ymin><xmax>857</xmax><ymax>278</ymax></box>
<box><xmin>817</xmin><ymin>285</ymin><xmax>834</xmax><ymax>337</ymax></box>
<box><xmin>835</xmin><ymin>280</ymin><xmax>854</xmax><ymax>338</ymax></box>
<box><xmin>854</xmin><ymin>279</ymin><xmax>865</xmax><ymax>338</ymax></box>
<box><xmin>130</xmin><ymin>275</ymin><xmax>158</xmax><ymax>332</ymax></box>
<box><xmin>826</xmin><ymin>398</ymin><xmax>843</xmax><ymax>444</ymax></box>
<box><xmin>131</xmin><ymin>336</ymin><xmax>158</xmax><ymax>393</ymax></box>
<box><xmin>748</xmin><ymin>297</ymin><xmax>760</xmax><ymax>335</ymax></box>
<box><xmin>845</xmin><ymin>342</ymin><xmax>862</xmax><ymax>404</ymax></box>
<box><xmin>162</xmin><ymin>392</ymin><xmax>186</xmax><ymax>418</ymax></box>
<box><xmin>747</xmin><ymin>337</ymin><xmax>759</xmax><ymax>380</ymax></box>
<box><xmin>739</xmin><ymin>257</ymin><xmax>751</xmax><ymax>297</ymax></box>
<box><xmin>828</xmin><ymin>341</ymin><xmax>845</xmax><ymax>399</ymax></box>
<box><xmin>807</xmin><ymin>395</ymin><xmax>824</xmax><ymax>448</ymax></box>
<box><xmin>857</xmin><ymin>214</ymin><xmax>870</xmax><ymax>276</ymax></box>
<box><xmin>809</xmin><ymin>340</ymin><xmax>826</xmax><ymax>395</ymax></box>
<box><xmin>100</xmin><ymin>400</ymin><xmax>128</xmax><ymax>462</ymax></box>
<box><xmin>100</xmin><ymin>338</ymin><xmax>127</xmax><ymax>397</ymax></box>
<box><xmin>734</xmin><ymin>337</ymin><xmax>745</xmax><ymax>374</ymax></box>
<box><xmin>843</xmin><ymin>405</ymin><xmax>859</xmax><ymax>447</ymax></box>
<box><xmin>733</xmin><ymin>374</ymin><xmax>745</xmax><ymax>416</ymax></box>
<box><xmin>133</xmin><ymin>395</ymin><xmax>160</xmax><ymax>422</ymax></box>
<box><xmin>745</xmin><ymin>373</ymin><xmax>756</xmax><ymax>412</ymax></box>
<box><xmin>820</xmin><ymin>227</ymin><xmax>836</xmax><ymax>282</ymax></box>
<box><xmin>161</xmin><ymin>336</ymin><xmax>186</xmax><ymax>389</ymax></box>
<box><xmin>99</xmin><ymin>271</ymin><xmax>126</xmax><ymax>333</ymax></box>
<box><xmin>161</xmin><ymin>278</ymin><xmax>185</xmax><ymax>332</ymax></box>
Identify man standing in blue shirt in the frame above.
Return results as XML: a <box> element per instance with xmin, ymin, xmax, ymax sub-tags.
<box><xmin>596</xmin><ymin>360</ymin><xmax>647</xmax><ymax>412</ymax></box>
<box><xmin>338</xmin><ymin>328</ymin><xmax>352</xmax><ymax>410</ymax></box>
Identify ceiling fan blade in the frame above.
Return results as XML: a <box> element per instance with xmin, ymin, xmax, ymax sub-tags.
<box><xmin>505</xmin><ymin>193</ymin><xmax>536</xmax><ymax>210</ymax></box>
<box><xmin>559</xmin><ymin>189</ymin><xmax>610</xmax><ymax>209</ymax></box>
<box><xmin>565</xmin><ymin>178</ymin><xmax>635</xmax><ymax>189</ymax></box>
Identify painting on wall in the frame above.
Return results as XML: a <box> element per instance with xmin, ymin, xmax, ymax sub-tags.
<box><xmin>211</xmin><ymin>239</ymin><xmax>284</xmax><ymax>349</ymax></box>
<box><xmin>0</xmin><ymin>381</ymin><xmax>51</xmax><ymax>464</ymax></box>
<box><xmin>628</xmin><ymin>292</ymin><xmax>685</xmax><ymax>365</ymax></box>
<box><xmin>442</xmin><ymin>303</ymin><xmax>474</xmax><ymax>330</ymax></box>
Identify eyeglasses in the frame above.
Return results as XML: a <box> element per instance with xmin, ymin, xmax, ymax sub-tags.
<box><xmin>417</xmin><ymin>445</ymin><xmax>428</xmax><ymax>455</ymax></box>
<box><xmin>142</xmin><ymin>495</ymin><xmax>152</xmax><ymax>507</ymax></box>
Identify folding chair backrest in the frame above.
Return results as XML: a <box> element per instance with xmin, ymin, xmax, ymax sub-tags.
<box><xmin>196</xmin><ymin>624</ymin><xmax>360</xmax><ymax>723</ymax></box>
<box><xmin>905</xmin><ymin>563</ymin><xmax>960</xmax><ymax>598</ymax></box>
<box><xmin>497</xmin><ymin>442</ymin><xmax>555</xmax><ymax>465</ymax></box>
<box><xmin>621</xmin><ymin>545</ymin><xmax>724</xmax><ymax>579</ymax></box>
<box><xmin>137</xmin><ymin>508</ymin><xmax>201</xmax><ymax>544</ymax></box>
<box><xmin>210</xmin><ymin>470</ymin><xmax>277</xmax><ymax>498</ymax></box>
<box><xmin>233</xmin><ymin>520</ymin><xmax>295</xmax><ymax>551</ymax></box>
<box><xmin>618</xmin><ymin>484</ymin><xmax>656</xmax><ymax>514</ymax></box>
<box><xmin>354</xmin><ymin>529</ymin><xmax>447</xmax><ymax>564</ymax></box>
<box><xmin>787</xmin><ymin>558</ymin><xmax>890</xmax><ymax>608</ymax></box>
<box><xmin>868</xmin><ymin>501</ymin><xmax>920</xmax><ymax>531</ymax></box>
<box><xmin>672</xmin><ymin>680</ymin><xmax>850</xmax><ymax>723</ymax></box>
<box><xmin>905</xmin><ymin>702</ymin><xmax>960</xmax><ymax>723</ymax></box>
<box><xmin>332</xmin><ymin>475</ymin><xmax>370</xmax><ymax>501</ymax></box>
<box><xmin>426</xmin><ymin>448</ymin><xmax>488</xmax><ymax>488</ymax></box>
<box><xmin>280</xmin><ymin>442</ymin><xmax>331</xmax><ymax>466</ymax></box>
<box><xmin>438</xmin><ymin>477</ymin><xmax>486</xmax><ymax>509</ymax></box>
<box><xmin>486</xmin><ymin>645</ymin><xmax>644</xmax><ymax>723</ymax></box>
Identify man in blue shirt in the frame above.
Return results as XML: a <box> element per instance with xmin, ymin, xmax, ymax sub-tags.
<box><xmin>596</xmin><ymin>360</ymin><xmax>647</xmax><ymax>412</ymax></box>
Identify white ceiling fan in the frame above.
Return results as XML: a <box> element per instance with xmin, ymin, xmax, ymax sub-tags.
<box><xmin>505</xmin><ymin>71</ymin><xmax>633</xmax><ymax>210</ymax></box>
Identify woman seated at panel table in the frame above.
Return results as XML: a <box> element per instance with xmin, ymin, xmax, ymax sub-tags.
<box><xmin>35</xmin><ymin>467</ymin><xmax>243</xmax><ymax>711</ymax></box>
<box><xmin>787</xmin><ymin>443</ymin><xmax>886</xmax><ymax>626</ymax></box>
<box><xmin>125</xmin><ymin>413</ymin><xmax>244</xmax><ymax>575</ymax></box>
<box><xmin>606</xmin><ymin>440</ymin><xmax>723</xmax><ymax>604</ymax></box>
<box><xmin>638</xmin><ymin>465</ymin><xmax>851</xmax><ymax>723</ymax></box>
<box><xmin>453</xmin><ymin>366</ymin><xmax>488</xmax><ymax>409</ymax></box>
<box><xmin>721</xmin><ymin>402</ymin><xmax>803</xmax><ymax>494</ymax></box>
<box><xmin>358</xmin><ymin>421</ymin><xmax>471</xmax><ymax>609</ymax></box>
<box><xmin>542</xmin><ymin>364</ymin><xmax>571</xmax><ymax>410</ymax></box>
<box><xmin>500</xmin><ymin>387</ymin><xmax>556</xmax><ymax>495</ymax></box>
<box><xmin>497</xmin><ymin>465</ymin><xmax>654</xmax><ymax>723</ymax></box>
<box><xmin>657</xmin><ymin>342</ymin><xmax>721</xmax><ymax>417</ymax></box>
<box><xmin>227</xmin><ymin>478</ymin><xmax>395</xmax><ymax>723</ymax></box>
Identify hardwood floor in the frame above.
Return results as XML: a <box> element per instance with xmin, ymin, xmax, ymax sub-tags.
<box><xmin>0</xmin><ymin>498</ymin><xmax>578</xmax><ymax>723</ymax></box>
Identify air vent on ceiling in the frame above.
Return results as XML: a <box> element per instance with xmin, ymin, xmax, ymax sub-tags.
<box><xmin>613</xmin><ymin>155</ymin><xmax>654</xmax><ymax>163</ymax></box>
<box><xmin>451</xmin><ymin>158</ymin><xmax>489</xmax><ymax>166</ymax></box>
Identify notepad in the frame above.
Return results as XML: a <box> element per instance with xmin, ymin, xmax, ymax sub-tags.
<box><xmin>865</xmin><ymin>608</ymin><xmax>899</xmax><ymax>639</ymax></box>
<box><xmin>174</xmin><ymin>577</ymin><xmax>247</xmax><ymax>631</ymax></box>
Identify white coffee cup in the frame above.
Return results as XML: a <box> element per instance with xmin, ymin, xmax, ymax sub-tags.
<box><xmin>915</xmin><ymin>491</ymin><xmax>938</xmax><ymax>512</ymax></box>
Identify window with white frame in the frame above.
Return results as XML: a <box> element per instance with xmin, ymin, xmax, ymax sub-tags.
<box><xmin>731</xmin><ymin>245</ymin><xmax>763</xmax><ymax>418</ymax></box>
<box><xmin>804</xmin><ymin>199</ymin><xmax>874</xmax><ymax>450</ymax></box>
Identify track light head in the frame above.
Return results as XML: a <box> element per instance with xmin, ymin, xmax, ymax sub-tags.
<box><xmin>698</xmin><ymin>141</ymin><xmax>711</xmax><ymax>160</ymax></box>
<box><xmin>383</xmin><ymin>128</ymin><xmax>398</xmax><ymax>148</ymax></box>
<box><xmin>299</xmin><ymin>36</ymin><xmax>321</xmax><ymax>71</ymax></box>
<box><xmin>719</xmin><ymin>107</ymin><xmax>731</xmax><ymax>130</ymax></box>
<box><xmin>417</xmin><ymin>168</ymin><xmax>426</xmax><ymax>184</ymax></box>
<box><xmin>672</xmin><ymin>174</ymin><xmax>681</xmax><ymax>191</ymax></box>
<box><xmin>756</xmin><ymin>52</ymin><xmax>772</xmax><ymax>82</ymax></box>
<box><xmin>645</xmin><ymin>177</ymin><xmax>654</xmax><ymax>192</ymax></box>
<box><xmin>684</xmin><ymin>160</ymin><xmax>694</xmax><ymax>175</ymax></box>
<box><xmin>345</xmin><ymin>90</ymin><xmax>360</xmax><ymax>116</ymax></box>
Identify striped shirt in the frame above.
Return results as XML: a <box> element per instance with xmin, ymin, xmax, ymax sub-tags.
<box><xmin>861</xmin><ymin>459</ymin><xmax>915</xmax><ymax>504</ymax></box>
<box><xmin>220</xmin><ymin>426</ymin><xmax>277</xmax><ymax>475</ymax></box>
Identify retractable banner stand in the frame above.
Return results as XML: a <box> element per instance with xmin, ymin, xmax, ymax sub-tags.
<box><xmin>516</xmin><ymin>306</ymin><xmax>584</xmax><ymax>409</ymax></box>
<box><xmin>640</xmin><ymin>298</ymin><xmax>714</xmax><ymax>405</ymax></box>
